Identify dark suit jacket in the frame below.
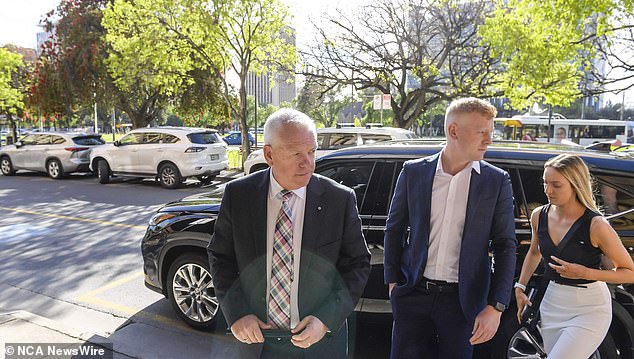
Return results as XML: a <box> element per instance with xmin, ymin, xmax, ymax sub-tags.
<box><xmin>384</xmin><ymin>152</ymin><xmax>517</xmax><ymax>325</ymax></box>
<box><xmin>208</xmin><ymin>169</ymin><xmax>371</xmax><ymax>333</ymax></box>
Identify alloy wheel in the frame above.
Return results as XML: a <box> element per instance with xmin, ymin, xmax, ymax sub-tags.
<box><xmin>171</xmin><ymin>263</ymin><xmax>218</xmax><ymax>323</ymax></box>
<box><xmin>161</xmin><ymin>167</ymin><xmax>176</xmax><ymax>186</ymax></box>
<box><xmin>1</xmin><ymin>158</ymin><xmax>11</xmax><ymax>174</ymax></box>
<box><xmin>48</xmin><ymin>161</ymin><xmax>61</xmax><ymax>178</ymax></box>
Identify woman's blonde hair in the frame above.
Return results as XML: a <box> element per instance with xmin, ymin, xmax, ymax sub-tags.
<box><xmin>544</xmin><ymin>154</ymin><xmax>601</xmax><ymax>213</ymax></box>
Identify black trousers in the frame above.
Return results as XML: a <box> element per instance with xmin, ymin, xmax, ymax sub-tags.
<box><xmin>390</xmin><ymin>286</ymin><xmax>472</xmax><ymax>359</ymax></box>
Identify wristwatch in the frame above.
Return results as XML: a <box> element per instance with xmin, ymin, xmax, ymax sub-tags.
<box><xmin>489</xmin><ymin>301</ymin><xmax>507</xmax><ymax>312</ymax></box>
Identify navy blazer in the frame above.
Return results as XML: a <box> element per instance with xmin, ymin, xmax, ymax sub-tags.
<box><xmin>384</xmin><ymin>152</ymin><xmax>517</xmax><ymax>325</ymax></box>
<box><xmin>209</xmin><ymin>169</ymin><xmax>371</xmax><ymax>332</ymax></box>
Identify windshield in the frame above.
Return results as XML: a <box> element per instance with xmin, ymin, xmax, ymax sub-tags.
<box><xmin>188</xmin><ymin>132</ymin><xmax>221</xmax><ymax>144</ymax></box>
<box><xmin>72</xmin><ymin>136</ymin><xmax>105</xmax><ymax>145</ymax></box>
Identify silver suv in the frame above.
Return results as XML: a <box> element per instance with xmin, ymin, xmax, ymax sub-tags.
<box><xmin>0</xmin><ymin>132</ymin><xmax>104</xmax><ymax>178</ymax></box>
<box><xmin>89</xmin><ymin>127</ymin><xmax>228</xmax><ymax>189</ymax></box>
<box><xmin>243</xmin><ymin>126</ymin><xmax>418</xmax><ymax>174</ymax></box>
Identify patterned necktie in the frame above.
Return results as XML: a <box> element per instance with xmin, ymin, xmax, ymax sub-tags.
<box><xmin>268</xmin><ymin>190</ymin><xmax>294</xmax><ymax>329</ymax></box>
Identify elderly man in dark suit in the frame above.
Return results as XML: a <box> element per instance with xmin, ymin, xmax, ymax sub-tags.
<box><xmin>384</xmin><ymin>98</ymin><xmax>517</xmax><ymax>358</ymax></box>
<box><xmin>208</xmin><ymin>108</ymin><xmax>371</xmax><ymax>359</ymax></box>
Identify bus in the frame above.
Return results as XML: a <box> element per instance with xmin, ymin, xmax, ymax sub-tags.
<box><xmin>494</xmin><ymin>115</ymin><xmax>633</xmax><ymax>146</ymax></box>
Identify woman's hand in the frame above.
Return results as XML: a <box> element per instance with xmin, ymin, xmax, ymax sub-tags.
<box><xmin>549</xmin><ymin>256</ymin><xmax>589</xmax><ymax>280</ymax></box>
<box><xmin>515</xmin><ymin>288</ymin><xmax>532</xmax><ymax>324</ymax></box>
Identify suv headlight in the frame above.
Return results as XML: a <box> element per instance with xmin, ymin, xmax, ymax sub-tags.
<box><xmin>149</xmin><ymin>212</ymin><xmax>177</xmax><ymax>226</ymax></box>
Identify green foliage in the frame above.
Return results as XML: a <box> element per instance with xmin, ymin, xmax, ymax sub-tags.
<box><xmin>102</xmin><ymin>0</ymin><xmax>297</xmax><ymax>159</ymax></box>
<box><xmin>0</xmin><ymin>48</ymin><xmax>25</xmax><ymax>116</ymax></box>
<box><xmin>479</xmin><ymin>0</ymin><xmax>634</xmax><ymax>110</ymax></box>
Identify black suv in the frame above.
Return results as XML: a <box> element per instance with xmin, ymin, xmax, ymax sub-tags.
<box><xmin>141</xmin><ymin>141</ymin><xmax>634</xmax><ymax>358</ymax></box>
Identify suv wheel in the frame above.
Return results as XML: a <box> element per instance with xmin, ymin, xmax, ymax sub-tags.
<box><xmin>0</xmin><ymin>156</ymin><xmax>15</xmax><ymax>176</ymax></box>
<box><xmin>46</xmin><ymin>159</ymin><xmax>64</xmax><ymax>179</ymax></box>
<box><xmin>166</xmin><ymin>254</ymin><xmax>219</xmax><ymax>330</ymax></box>
<box><xmin>97</xmin><ymin>160</ymin><xmax>111</xmax><ymax>184</ymax></box>
<box><xmin>159</xmin><ymin>163</ymin><xmax>182</xmax><ymax>189</ymax></box>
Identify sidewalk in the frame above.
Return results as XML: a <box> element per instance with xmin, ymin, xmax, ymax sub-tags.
<box><xmin>0</xmin><ymin>310</ymin><xmax>124</xmax><ymax>359</ymax></box>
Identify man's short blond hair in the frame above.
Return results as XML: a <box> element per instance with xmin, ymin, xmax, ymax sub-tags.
<box><xmin>444</xmin><ymin>98</ymin><xmax>497</xmax><ymax>133</ymax></box>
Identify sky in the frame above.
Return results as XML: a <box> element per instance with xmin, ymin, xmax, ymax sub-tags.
<box><xmin>0</xmin><ymin>0</ymin><xmax>629</xmax><ymax>108</ymax></box>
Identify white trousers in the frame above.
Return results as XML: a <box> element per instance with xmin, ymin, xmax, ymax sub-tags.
<box><xmin>540</xmin><ymin>281</ymin><xmax>612</xmax><ymax>359</ymax></box>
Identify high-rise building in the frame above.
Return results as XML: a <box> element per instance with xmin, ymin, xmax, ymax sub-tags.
<box><xmin>245</xmin><ymin>26</ymin><xmax>296</xmax><ymax>106</ymax></box>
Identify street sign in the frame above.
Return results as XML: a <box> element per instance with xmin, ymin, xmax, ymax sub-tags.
<box><xmin>373</xmin><ymin>94</ymin><xmax>391</xmax><ymax>110</ymax></box>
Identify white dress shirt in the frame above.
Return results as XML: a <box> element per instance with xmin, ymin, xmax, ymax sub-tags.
<box><xmin>423</xmin><ymin>151</ymin><xmax>480</xmax><ymax>283</ymax></box>
<box><xmin>266</xmin><ymin>172</ymin><xmax>306</xmax><ymax>328</ymax></box>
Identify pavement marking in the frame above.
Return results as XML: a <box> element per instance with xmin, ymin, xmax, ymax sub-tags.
<box><xmin>75</xmin><ymin>271</ymin><xmax>145</xmax><ymax>302</ymax></box>
<box><xmin>0</xmin><ymin>206</ymin><xmax>146</xmax><ymax>230</ymax></box>
<box><xmin>75</xmin><ymin>271</ymin><xmax>188</xmax><ymax>328</ymax></box>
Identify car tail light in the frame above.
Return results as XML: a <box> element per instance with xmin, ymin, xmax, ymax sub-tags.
<box><xmin>64</xmin><ymin>147</ymin><xmax>90</xmax><ymax>152</ymax></box>
<box><xmin>185</xmin><ymin>146</ymin><xmax>206</xmax><ymax>153</ymax></box>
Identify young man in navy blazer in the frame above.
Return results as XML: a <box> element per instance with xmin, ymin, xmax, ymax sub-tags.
<box><xmin>384</xmin><ymin>98</ymin><xmax>517</xmax><ymax>358</ymax></box>
<box><xmin>209</xmin><ymin>109</ymin><xmax>371</xmax><ymax>358</ymax></box>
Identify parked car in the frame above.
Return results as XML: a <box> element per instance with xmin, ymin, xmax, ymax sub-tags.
<box><xmin>140</xmin><ymin>141</ymin><xmax>634</xmax><ymax>358</ymax></box>
<box><xmin>222</xmin><ymin>131</ymin><xmax>255</xmax><ymax>146</ymax></box>
<box><xmin>89</xmin><ymin>127</ymin><xmax>228</xmax><ymax>189</ymax></box>
<box><xmin>243</xmin><ymin>126</ymin><xmax>419</xmax><ymax>174</ymax></box>
<box><xmin>0</xmin><ymin>132</ymin><xmax>104</xmax><ymax>178</ymax></box>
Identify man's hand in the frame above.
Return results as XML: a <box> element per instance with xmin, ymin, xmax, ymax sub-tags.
<box><xmin>389</xmin><ymin>283</ymin><xmax>395</xmax><ymax>296</ymax></box>
<box><xmin>230</xmin><ymin>314</ymin><xmax>272</xmax><ymax>344</ymax></box>
<box><xmin>291</xmin><ymin>315</ymin><xmax>329</xmax><ymax>348</ymax></box>
<box><xmin>469</xmin><ymin>306</ymin><xmax>502</xmax><ymax>345</ymax></box>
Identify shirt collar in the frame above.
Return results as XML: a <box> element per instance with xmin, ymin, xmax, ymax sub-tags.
<box><xmin>268</xmin><ymin>170</ymin><xmax>306</xmax><ymax>200</ymax></box>
<box><xmin>435</xmin><ymin>149</ymin><xmax>481</xmax><ymax>175</ymax></box>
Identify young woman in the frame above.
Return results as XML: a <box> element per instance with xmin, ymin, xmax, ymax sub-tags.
<box><xmin>515</xmin><ymin>153</ymin><xmax>634</xmax><ymax>358</ymax></box>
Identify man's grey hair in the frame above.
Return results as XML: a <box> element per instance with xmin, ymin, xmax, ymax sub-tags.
<box><xmin>263</xmin><ymin>108</ymin><xmax>317</xmax><ymax>146</ymax></box>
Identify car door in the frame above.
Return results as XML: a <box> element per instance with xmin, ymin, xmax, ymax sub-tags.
<box><xmin>10</xmin><ymin>134</ymin><xmax>36</xmax><ymax>169</ymax></box>
<box><xmin>24</xmin><ymin>134</ymin><xmax>51</xmax><ymax>170</ymax></box>
<box><xmin>111</xmin><ymin>132</ymin><xmax>143</xmax><ymax>172</ymax></box>
<box><xmin>136</xmin><ymin>132</ymin><xmax>164</xmax><ymax>173</ymax></box>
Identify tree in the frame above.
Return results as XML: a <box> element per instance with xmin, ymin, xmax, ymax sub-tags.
<box><xmin>301</xmin><ymin>0</ymin><xmax>498</xmax><ymax>130</ymax></box>
<box><xmin>0</xmin><ymin>48</ymin><xmax>26</xmax><ymax>142</ymax></box>
<box><xmin>479</xmin><ymin>0</ymin><xmax>634</xmax><ymax>110</ymax></box>
<box><xmin>102</xmin><ymin>0</ymin><xmax>297</xmax><ymax>162</ymax></box>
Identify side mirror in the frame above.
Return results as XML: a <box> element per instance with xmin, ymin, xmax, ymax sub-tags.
<box><xmin>15</xmin><ymin>141</ymin><xmax>23</xmax><ymax>148</ymax></box>
<box><xmin>113</xmin><ymin>141</ymin><xmax>120</xmax><ymax>147</ymax></box>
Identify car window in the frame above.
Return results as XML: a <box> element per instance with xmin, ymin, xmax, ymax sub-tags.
<box><xmin>144</xmin><ymin>132</ymin><xmax>163</xmax><ymax>144</ymax></box>
<box><xmin>119</xmin><ymin>133</ymin><xmax>143</xmax><ymax>145</ymax></box>
<box><xmin>317</xmin><ymin>161</ymin><xmax>374</xmax><ymax>210</ymax></box>
<box><xmin>50</xmin><ymin>135</ymin><xmax>66</xmax><ymax>145</ymax></box>
<box><xmin>34</xmin><ymin>134</ymin><xmax>51</xmax><ymax>145</ymax></box>
<box><xmin>189</xmin><ymin>132</ymin><xmax>220</xmax><ymax>144</ymax></box>
<box><xmin>21</xmin><ymin>134</ymin><xmax>37</xmax><ymax>145</ymax></box>
<box><xmin>72</xmin><ymin>136</ymin><xmax>105</xmax><ymax>145</ymax></box>
<box><xmin>163</xmin><ymin>134</ymin><xmax>180</xmax><ymax>143</ymax></box>
<box><xmin>595</xmin><ymin>175</ymin><xmax>634</xmax><ymax>236</ymax></box>
<box><xmin>361</xmin><ymin>134</ymin><xmax>392</xmax><ymax>144</ymax></box>
<box><xmin>360</xmin><ymin>161</ymin><xmax>400</xmax><ymax>215</ymax></box>
<box><xmin>328</xmin><ymin>133</ymin><xmax>357</xmax><ymax>149</ymax></box>
<box><xmin>317</xmin><ymin>134</ymin><xmax>326</xmax><ymax>149</ymax></box>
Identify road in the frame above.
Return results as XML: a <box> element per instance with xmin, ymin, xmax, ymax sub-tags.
<box><xmin>0</xmin><ymin>171</ymin><xmax>391</xmax><ymax>358</ymax></box>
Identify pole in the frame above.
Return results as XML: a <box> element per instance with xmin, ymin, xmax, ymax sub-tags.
<box><xmin>254</xmin><ymin>75</ymin><xmax>258</xmax><ymax>148</ymax></box>
<box><xmin>547</xmin><ymin>104</ymin><xmax>553</xmax><ymax>143</ymax></box>
<box><xmin>93</xmin><ymin>92</ymin><xmax>98</xmax><ymax>134</ymax></box>
<box><xmin>380</xmin><ymin>95</ymin><xmax>384</xmax><ymax>125</ymax></box>
<box><xmin>622</xmin><ymin>92</ymin><xmax>626</xmax><ymax>122</ymax></box>
<box><xmin>111</xmin><ymin>108</ymin><xmax>116</xmax><ymax>142</ymax></box>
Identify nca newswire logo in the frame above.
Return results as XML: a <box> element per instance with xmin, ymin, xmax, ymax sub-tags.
<box><xmin>5</xmin><ymin>342</ymin><xmax>113</xmax><ymax>358</ymax></box>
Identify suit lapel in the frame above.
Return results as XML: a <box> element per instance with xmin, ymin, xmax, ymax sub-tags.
<box><xmin>252</xmin><ymin>170</ymin><xmax>270</xmax><ymax>257</ymax></box>
<box><xmin>298</xmin><ymin>176</ymin><xmax>325</xmax><ymax>301</ymax></box>
<box><xmin>463</xmin><ymin>163</ymin><xmax>484</xmax><ymax>240</ymax></box>
<box><xmin>420</xmin><ymin>154</ymin><xmax>439</xmax><ymax>242</ymax></box>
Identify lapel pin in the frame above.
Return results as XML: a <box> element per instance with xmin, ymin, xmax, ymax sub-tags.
<box><xmin>317</xmin><ymin>206</ymin><xmax>322</xmax><ymax>211</ymax></box>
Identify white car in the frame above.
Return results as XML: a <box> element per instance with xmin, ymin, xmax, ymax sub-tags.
<box><xmin>0</xmin><ymin>132</ymin><xmax>104</xmax><ymax>178</ymax></box>
<box><xmin>90</xmin><ymin>127</ymin><xmax>228</xmax><ymax>189</ymax></box>
<box><xmin>244</xmin><ymin>126</ymin><xmax>418</xmax><ymax>174</ymax></box>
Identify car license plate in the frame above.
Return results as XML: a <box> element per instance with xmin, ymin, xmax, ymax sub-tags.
<box><xmin>210</xmin><ymin>154</ymin><xmax>219</xmax><ymax>161</ymax></box>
